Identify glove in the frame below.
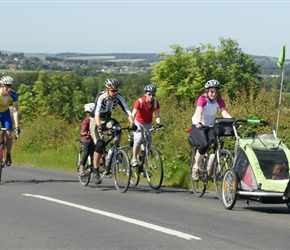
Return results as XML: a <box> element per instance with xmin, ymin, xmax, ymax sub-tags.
<box><xmin>156</xmin><ymin>124</ymin><xmax>163</xmax><ymax>129</ymax></box>
<box><xmin>15</xmin><ymin>127</ymin><xmax>21</xmax><ymax>137</ymax></box>
<box><xmin>129</xmin><ymin>123</ymin><xmax>138</xmax><ymax>131</ymax></box>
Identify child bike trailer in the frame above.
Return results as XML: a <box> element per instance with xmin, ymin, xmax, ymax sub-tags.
<box><xmin>222</xmin><ymin>119</ymin><xmax>290</xmax><ymax>210</ymax></box>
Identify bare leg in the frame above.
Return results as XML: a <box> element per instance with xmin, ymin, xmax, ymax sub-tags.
<box><xmin>5</xmin><ymin>131</ymin><xmax>13</xmax><ymax>153</ymax></box>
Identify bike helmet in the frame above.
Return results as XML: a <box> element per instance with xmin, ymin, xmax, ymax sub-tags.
<box><xmin>84</xmin><ymin>103</ymin><xmax>95</xmax><ymax>113</ymax></box>
<box><xmin>144</xmin><ymin>84</ymin><xmax>157</xmax><ymax>93</ymax></box>
<box><xmin>204</xmin><ymin>79</ymin><xmax>221</xmax><ymax>89</ymax></box>
<box><xmin>104</xmin><ymin>78</ymin><xmax>120</xmax><ymax>89</ymax></box>
<box><xmin>0</xmin><ymin>76</ymin><xmax>14</xmax><ymax>86</ymax></box>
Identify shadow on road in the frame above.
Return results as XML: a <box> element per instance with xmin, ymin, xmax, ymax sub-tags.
<box><xmin>2</xmin><ymin>179</ymin><xmax>79</xmax><ymax>184</ymax></box>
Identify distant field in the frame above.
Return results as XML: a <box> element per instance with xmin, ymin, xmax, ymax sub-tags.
<box><xmin>65</xmin><ymin>56</ymin><xmax>146</xmax><ymax>62</ymax></box>
<box><xmin>66</xmin><ymin>56</ymin><xmax>115</xmax><ymax>60</ymax></box>
<box><xmin>107</xmin><ymin>59</ymin><xmax>145</xmax><ymax>62</ymax></box>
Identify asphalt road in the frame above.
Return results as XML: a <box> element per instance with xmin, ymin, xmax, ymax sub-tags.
<box><xmin>0</xmin><ymin>165</ymin><xmax>289</xmax><ymax>250</ymax></box>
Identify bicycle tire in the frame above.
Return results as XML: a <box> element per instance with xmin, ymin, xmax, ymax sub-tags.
<box><xmin>77</xmin><ymin>146</ymin><xmax>91</xmax><ymax>187</ymax></box>
<box><xmin>112</xmin><ymin>149</ymin><xmax>131</xmax><ymax>193</ymax></box>
<box><xmin>213</xmin><ymin>149</ymin><xmax>234</xmax><ymax>200</ymax></box>
<box><xmin>125</xmin><ymin>146</ymin><xmax>140</xmax><ymax>186</ymax></box>
<box><xmin>144</xmin><ymin>147</ymin><xmax>163</xmax><ymax>190</ymax></box>
<box><xmin>189</xmin><ymin>148</ymin><xmax>208</xmax><ymax>197</ymax></box>
<box><xmin>222</xmin><ymin>168</ymin><xmax>238</xmax><ymax>210</ymax></box>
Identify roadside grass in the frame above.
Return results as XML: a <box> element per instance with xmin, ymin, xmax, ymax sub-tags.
<box><xmin>13</xmin><ymin>148</ymin><xmax>76</xmax><ymax>172</ymax></box>
<box><xmin>11</xmin><ymin>86</ymin><xmax>290</xmax><ymax>191</ymax></box>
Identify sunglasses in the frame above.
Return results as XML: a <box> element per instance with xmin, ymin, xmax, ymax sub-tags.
<box><xmin>209</xmin><ymin>90</ymin><xmax>218</xmax><ymax>94</ymax></box>
<box><xmin>147</xmin><ymin>93</ymin><xmax>155</xmax><ymax>97</ymax></box>
<box><xmin>3</xmin><ymin>85</ymin><xmax>12</xmax><ymax>89</ymax></box>
<box><xmin>109</xmin><ymin>89</ymin><xmax>119</xmax><ymax>93</ymax></box>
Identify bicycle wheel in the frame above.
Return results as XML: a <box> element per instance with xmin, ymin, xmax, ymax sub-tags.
<box><xmin>214</xmin><ymin>149</ymin><xmax>234</xmax><ymax>200</ymax></box>
<box><xmin>222</xmin><ymin>168</ymin><xmax>238</xmax><ymax>210</ymax></box>
<box><xmin>189</xmin><ymin>149</ymin><xmax>208</xmax><ymax>197</ymax></box>
<box><xmin>144</xmin><ymin>147</ymin><xmax>163</xmax><ymax>190</ymax></box>
<box><xmin>76</xmin><ymin>146</ymin><xmax>91</xmax><ymax>187</ymax></box>
<box><xmin>126</xmin><ymin>146</ymin><xmax>140</xmax><ymax>186</ymax></box>
<box><xmin>112</xmin><ymin>149</ymin><xmax>131</xmax><ymax>193</ymax></box>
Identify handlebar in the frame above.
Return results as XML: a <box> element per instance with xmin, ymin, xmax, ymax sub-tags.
<box><xmin>233</xmin><ymin>119</ymin><xmax>277</xmax><ymax>139</ymax></box>
<box><xmin>0</xmin><ymin>127</ymin><xmax>18</xmax><ymax>140</ymax></box>
<box><xmin>136</xmin><ymin>126</ymin><xmax>163</xmax><ymax>133</ymax></box>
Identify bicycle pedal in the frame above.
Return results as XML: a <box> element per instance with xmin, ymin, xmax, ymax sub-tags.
<box><xmin>103</xmin><ymin>171</ymin><xmax>112</xmax><ymax>178</ymax></box>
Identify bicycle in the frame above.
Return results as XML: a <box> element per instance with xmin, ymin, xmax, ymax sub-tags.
<box><xmin>76</xmin><ymin>140</ymin><xmax>94</xmax><ymax>187</ymax></box>
<box><xmin>126</xmin><ymin>126</ymin><xmax>163</xmax><ymax>190</ymax></box>
<box><xmin>0</xmin><ymin>128</ymin><xmax>17</xmax><ymax>184</ymax></box>
<box><xmin>76</xmin><ymin>121</ymin><xmax>133</xmax><ymax>193</ymax></box>
<box><xmin>188</xmin><ymin>118</ymin><xmax>235</xmax><ymax>198</ymax></box>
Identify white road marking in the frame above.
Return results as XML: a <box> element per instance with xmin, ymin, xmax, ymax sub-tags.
<box><xmin>23</xmin><ymin>193</ymin><xmax>201</xmax><ymax>241</ymax></box>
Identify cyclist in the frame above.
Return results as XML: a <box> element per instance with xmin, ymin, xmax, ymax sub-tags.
<box><xmin>190</xmin><ymin>79</ymin><xmax>233</xmax><ymax>180</ymax></box>
<box><xmin>79</xmin><ymin>103</ymin><xmax>95</xmax><ymax>176</ymax></box>
<box><xmin>90</xmin><ymin>78</ymin><xmax>136</xmax><ymax>184</ymax></box>
<box><xmin>131</xmin><ymin>84</ymin><xmax>163</xmax><ymax>167</ymax></box>
<box><xmin>0</xmin><ymin>76</ymin><xmax>20</xmax><ymax>166</ymax></box>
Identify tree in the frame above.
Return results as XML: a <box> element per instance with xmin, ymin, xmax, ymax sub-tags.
<box><xmin>151</xmin><ymin>38</ymin><xmax>262</xmax><ymax>102</ymax></box>
<box><xmin>18</xmin><ymin>71</ymin><xmax>87</xmax><ymax>122</ymax></box>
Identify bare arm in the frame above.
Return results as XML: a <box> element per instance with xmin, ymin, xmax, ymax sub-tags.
<box><xmin>155</xmin><ymin>109</ymin><xmax>161</xmax><ymax>124</ymax></box>
<box><xmin>13</xmin><ymin>104</ymin><xmax>19</xmax><ymax>128</ymax></box>
<box><xmin>95</xmin><ymin>115</ymin><xmax>102</xmax><ymax>127</ymax></box>
<box><xmin>196</xmin><ymin>106</ymin><xmax>203</xmax><ymax>123</ymax></box>
<box><xmin>128</xmin><ymin>115</ymin><xmax>134</xmax><ymax>125</ymax></box>
<box><xmin>131</xmin><ymin>108</ymin><xmax>138</xmax><ymax>120</ymax></box>
<box><xmin>220</xmin><ymin>108</ymin><xmax>232</xmax><ymax>118</ymax></box>
<box><xmin>195</xmin><ymin>106</ymin><xmax>203</xmax><ymax>128</ymax></box>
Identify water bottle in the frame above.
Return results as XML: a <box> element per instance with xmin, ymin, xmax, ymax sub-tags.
<box><xmin>207</xmin><ymin>153</ymin><xmax>215</xmax><ymax>174</ymax></box>
<box><xmin>106</xmin><ymin>148</ymin><xmax>113</xmax><ymax>166</ymax></box>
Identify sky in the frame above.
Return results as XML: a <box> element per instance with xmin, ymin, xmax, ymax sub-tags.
<box><xmin>1</xmin><ymin>0</ymin><xmax>290</xmax><ymax>59</ymax></box>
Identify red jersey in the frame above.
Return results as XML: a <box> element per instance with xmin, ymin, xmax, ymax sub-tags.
<box><xmin>134</xmin><ymin>96</ymin><xmax>160</xmax><ymax>124</ymax></box>
<box><xmin>81</xmin><ymin>117</ymin><xmax>92</xmax><ymax>143</ymax></box>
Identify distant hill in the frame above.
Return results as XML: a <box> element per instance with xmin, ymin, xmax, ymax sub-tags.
<box><xmin>1</xmin><ymin>50</ymin><xmax>289</xmax><ymax>74</ymax></box>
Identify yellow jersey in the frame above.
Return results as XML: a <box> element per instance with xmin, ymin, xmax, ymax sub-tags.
<box><xmin>0</xmin><ymin>88</ymin><xmax>18</xmax><ymax>113</ymax></box>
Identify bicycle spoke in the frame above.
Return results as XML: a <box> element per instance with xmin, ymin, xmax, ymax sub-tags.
<box><xmin>145</xmin><ymin>147</ymin><xmax>163</xmax><ymax>190</ymax></box>
<box><xmin>214</xmin><ymin>149</ymin><xmax>233</xmax><ymax>200</ymax></box>
<box><xmin>77</xmin><ymin>146</ymin><xmax>91</xmax><ymax>186</ymax></box>
<box><xmin>112</xmin><ymin>149</ymin><xmax>131</xmax><ymax>193</ymax></box>
<box><xmin>189</xmin><ymin>149</ymin><xmax>208</xmax><ymax>197</ymax></box>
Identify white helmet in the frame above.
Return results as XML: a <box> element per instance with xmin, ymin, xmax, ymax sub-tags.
<box><xmin>204</xmin><ymin>79</ymin><xmax>221</xmax><ymax>89</ymax></box>
<box><xmin>84</xmin><ymin>103</ymin><xmax>95</xmax><ymax>113</ymax></box>
<box><xmin>104</xmin><ymin>78</ymin><xmax>120</xmax><ymax>89</ymax></box>
<box><xmin>0</xmin><ymin>76</ymin><xmax>14</xmax><ymax>86</ymax></box>
<box><xmin>144</xmin><ymin>84</ymin><xmax>157</xmax><ymax>93</ymax></box>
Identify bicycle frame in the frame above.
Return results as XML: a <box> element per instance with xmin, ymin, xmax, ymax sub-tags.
<box><xmin>77</xmin><ymin>125</ymin><xmax>132</xmax><ymax>193</ymax></box>
<box><xmin>189</xmin><ymin>126</ymin><xmax>234</xmax><ymax>198</ymax></box>
<box><xmin>104</xmin><ymin>125</ymin><xmax>132</xmax><ymax>192</ymax></box>
<box><xmin>0</xmin><ymin>128</ymin><xmax>15</xmax><ymax>183</ymax></box>
<box><xmin>129</xmin><ymin>126</ymin><xmax>164</xmax><ymax>190</ymax></box>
